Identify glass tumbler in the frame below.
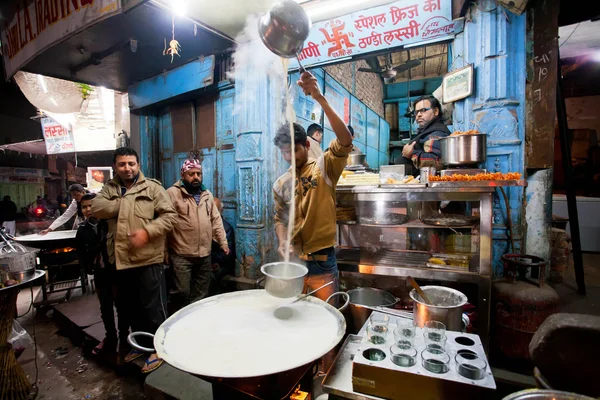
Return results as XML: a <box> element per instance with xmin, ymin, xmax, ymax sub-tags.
<box><xmin>424</xmin><ymin>320</ymin><xmax>446</xmax><ymax>341</ymax></box>
<box><xmin>424</xmin><ymin>332</ymin><xmax>447</xmax><ymax>350</ymax></box>
<box><xmin>390</xmin><ymin>344</ymin><xmax>417</xmax><ymax>367</ymax></box>
<box><xmin>394</xmin><ymin>318</ymin><xmax>416</xmax><ymax>348</ymax></box>
<box><xmin>421</xmin><ymin>347</ymin><xmax>451</xmax><ymax>374</ymax></box>
<box><xmin>456</xmin><ymin>352</ymin><xmax>488</xmax><ymax>380</ymax></box>
<box><xmin>366</xmin><ymin>323</ymin><xmax>388</xmax><ymax>345</ymax></box>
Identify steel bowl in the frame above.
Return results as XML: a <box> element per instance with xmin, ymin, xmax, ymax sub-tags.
<box><xmin>258</xmin><ymin>0</ymin><xmax>312</xmax><ymax>59</ymax></box>
<box><xmin>347</xmin><ymin>153</ymin><xmax>367</xmax><ymax>166</ymax></box>
<box><xmin>260</xmin><ymin>262</ymin><xmax>308</xmax><ymax>298</ymax></box>
<box><xmin>439</xmin><ymin>134</ymin><xmax>487</xmax><ymax>166</ymax></box>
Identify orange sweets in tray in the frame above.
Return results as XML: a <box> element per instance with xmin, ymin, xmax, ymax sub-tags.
<box><xmin>429</xmin><ymin>172</ymin><xmax>522</xmax><ymax>182</ymax></box>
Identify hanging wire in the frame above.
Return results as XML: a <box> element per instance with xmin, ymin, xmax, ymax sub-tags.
<box><xmin>559</xmin><ymin>23</ymin><xmax>580</xmax><ymax>48</ymax></box>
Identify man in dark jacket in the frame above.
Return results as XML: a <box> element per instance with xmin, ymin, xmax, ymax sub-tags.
<box><xmin>402</xmin><ymin>95</ymin><xmax>450</xmax><ymax>169</ymax></box>
<box><xmin>1</xmin><ymin>195</ymin><xmax>17</xmax><ymax>235</ymax></box>
<box><xmin>209</xmin><ymin>198</ymin><xmax>236</xmax><ymax>295</ymax></box>
<box><xmin>76</xmin><ymin>193</ymin><xmax>128</xmax><ymax>360</ymax></box>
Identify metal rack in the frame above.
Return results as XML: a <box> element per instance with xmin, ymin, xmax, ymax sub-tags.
<box><xmin>335</xmin><ymin>186</ymin><xmax>494</xmax><ymax>351</ymax></box>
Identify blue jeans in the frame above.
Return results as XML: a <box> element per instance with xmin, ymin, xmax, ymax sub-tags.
<box><xmin>302</xmin><ymin>247</ymin><xmax>339</xmax><ymax>303</ymax></box>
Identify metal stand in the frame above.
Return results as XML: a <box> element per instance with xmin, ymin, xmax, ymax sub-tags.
<box><xmin>556</xmin><ymin>52</ymin><xmax>586</xmax><ymax>295</ymax></box>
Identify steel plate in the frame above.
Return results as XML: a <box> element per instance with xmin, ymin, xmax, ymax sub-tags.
<box><xmin>154</xmin><ymin>289</ymin><xmax>346</xmax><ymax>378</ymax></box>
<box><xmin>14</xmin><ymin>231</ymin><xmax>77</xmax><ymax>249</ymax></box>
<box><xmin>420</xmin><ymin>214</ymin><xmax>478</xmax><ymax>227</ymax></box>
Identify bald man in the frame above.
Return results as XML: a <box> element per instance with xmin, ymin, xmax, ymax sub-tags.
<box><xmin>210</xmin><ymin>198</ymin><xmax>236</xmax><ymax>295</ymax></box>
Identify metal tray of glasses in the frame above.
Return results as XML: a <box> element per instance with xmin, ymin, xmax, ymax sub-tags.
<box><xmin>351</xmin><ymin>312</ymin><xmax>496</xmax><ymax>400</ymax></box>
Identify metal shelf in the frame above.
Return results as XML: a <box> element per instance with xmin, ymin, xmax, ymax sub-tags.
<box><xmin>337</xmin><ymin>220</ymin><xmax>478</xmax><ymax>229</ymax></box>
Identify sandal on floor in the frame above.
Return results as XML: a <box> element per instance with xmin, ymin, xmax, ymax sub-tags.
<box><xmin>92</xmin><ymin>339</ymin><xmax>105</xmax><ymax>356</ymax></box>
<box><xmin>141</xmin><ymin>356</ymin><xmax>163</xmax><ymax>374</ymax></box>
<box><xmin>124</xmin><ymin>349</ymin><xmax>145</xmax><ymax>363</ymax></box>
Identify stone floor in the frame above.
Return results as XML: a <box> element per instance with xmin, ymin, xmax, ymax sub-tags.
<box><xmin>13</xmin><ymin>253</ymin><xmax>600</xmax><ymax>399</ymax></box>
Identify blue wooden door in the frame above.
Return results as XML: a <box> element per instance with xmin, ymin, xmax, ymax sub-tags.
<box><xmin>216</xmin><ymin>87</ymin><xmax>237</xmax><ymax>227</ymax></box>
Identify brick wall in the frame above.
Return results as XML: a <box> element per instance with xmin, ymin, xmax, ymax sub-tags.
<box><xmin>324</xmin><ymin>60</ymin><xmax>385</xmax><ymax>118</ymax></box>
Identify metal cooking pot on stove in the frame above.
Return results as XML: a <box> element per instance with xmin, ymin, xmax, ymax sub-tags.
<box><xmin>347</xmin><ymin>287</ymin><xmax>400</xmax><ymax>333</ymax></box>
<box><xmin>127</xmin><ymin>289</ymin><xmax>349</xmax><ymax>378</ymax></box>
<box><xmin>440</xmin><ymin>134</ymin><xmax>487</xmax><ymax>166</ymax></box>
<box><xmin>258</xmin><ymin>0</ymin><xmax>311</xmax><ymax>66</ymax></box>
<box><xmin>410</xmin><ymin>285</ymin><xmax>470</xmax><ymax>332</ymax></box>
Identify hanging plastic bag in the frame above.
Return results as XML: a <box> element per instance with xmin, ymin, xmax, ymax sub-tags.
<box><xmin>8</xmin><ymin>319</ymin><xmax>33</xmax><ymax>360</ymax></box>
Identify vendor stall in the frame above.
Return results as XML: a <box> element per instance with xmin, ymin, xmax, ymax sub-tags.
<box><xmin>335</xmin><ymin>174</ymin><xmax>526</xmax><ymax>351</ymax></box>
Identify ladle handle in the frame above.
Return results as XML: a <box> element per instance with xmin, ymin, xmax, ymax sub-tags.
<box><xmin>296</xmin><ymin>56</ymin><xmax>307</xmax><ymax>73</ymax></box>
<box><xmin>291</xmin><ymin>280</ymin><xmax>334</xmax><ymax>304</ymax></box>
<box><xmin>407</xmin><ymin>276</ymin><xmax>433</xmax><ymax>305</ymax></box>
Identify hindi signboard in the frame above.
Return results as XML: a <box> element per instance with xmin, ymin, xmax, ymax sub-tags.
<box><xmin>289</xmin><ymin>0</ymin><xmax>455</xmax><ymax>70</ymax></box>
<box><xmin>1</xmin><ymin>0</ymin><xmax>121</xmax><ymax>79</ymax></box>
<box><xmin>41</xmin><ymin>117</ymin><xmax>75</xmax><ymax>155</ymax></box>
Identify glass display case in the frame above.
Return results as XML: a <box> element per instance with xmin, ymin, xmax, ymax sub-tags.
<box><xmin>335</xmin><ymin>186</ymin><xmax>493</xmax><ymax>349</ymax></box>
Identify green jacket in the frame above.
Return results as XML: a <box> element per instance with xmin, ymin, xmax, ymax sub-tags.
<box><xmin>91</xmin><ymin>172</ymin><xmax>177</xmax><ymax>270</ymax></box>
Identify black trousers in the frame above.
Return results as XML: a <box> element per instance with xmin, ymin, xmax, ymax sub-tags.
<box><xmin>116</xmin><ymin>264</ymin><xmax>168</xmax><ymax>349</ymax></box>
<box><xmin>94</xmin><ymin>265</ymin><xmax>131</xmax><ymax>350</ymax></box>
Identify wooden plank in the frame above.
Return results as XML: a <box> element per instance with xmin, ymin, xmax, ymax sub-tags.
<box><xmin>524</xmin><ymin>0</ymin><xmax>560</xmax><ymax>168</ymax></box>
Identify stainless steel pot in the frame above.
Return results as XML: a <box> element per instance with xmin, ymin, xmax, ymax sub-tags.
<box><xmin>347</xmin><ymin>287</ymin><xmax>399</xmax><ymax>333</ymax></box>
<box><xmin>502</xmin><ymin>389</ymin><xmax>596</xmax><ymax>400</ymax></box>
<box><xmin>260</xmin><ymin>262</ymin><xmax>308</xmax><ymax>298</ymax></box>
<box><xmin>440</xmin><ymin>134</ymin><xmax>487</xmax><ymax>166</ymax></box>
<box><xmin>0</xmin><ymin>251</ymin><xmax>37</xmax><ymax>284</ymax></box>
<box><xmin>409</xmin><ymin>285</ymin><xmax>469</xmax><ymax>332</ymax></box>
<box><xmin>347</xmin><ymin>153</ymin><xmax>367</xmax><ymax>166</ymax></box>
<box><xmin>258</xmin><ymin>0</ymin><xmax>311</xmax><ymax>71</ymax></box>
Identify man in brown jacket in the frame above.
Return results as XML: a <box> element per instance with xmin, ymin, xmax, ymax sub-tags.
<box><xmin>91</xmin><ymin>147</ymin><xmax>177</xmax><ymax>374</ymax></box>
<box><xmin>167</xmin><ymin>158</ymin><xmax>229</xmax><ymax>313</ymax></box>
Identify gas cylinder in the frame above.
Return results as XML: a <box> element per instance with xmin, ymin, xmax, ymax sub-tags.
<box><xmin>492</xmin><ymin>254</ymin><xmax>560</xmax><ymax>362</ymax></box>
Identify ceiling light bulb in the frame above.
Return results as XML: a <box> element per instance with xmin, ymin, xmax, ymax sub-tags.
<box><xmin>170</xmin><ymin>0</ymin><xmax>186</xmax><ymax>17</ymax></box>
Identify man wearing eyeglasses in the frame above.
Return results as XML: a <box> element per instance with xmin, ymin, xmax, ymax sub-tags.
<box><xmin>402</xmin><ymin>95</ymin><xmax>450</xmax><ymax>169</ymax></box>
<box><xmin>166</xmin><ymin>158</ymin><xmax>229</xmax><ymax>313</ymax></box>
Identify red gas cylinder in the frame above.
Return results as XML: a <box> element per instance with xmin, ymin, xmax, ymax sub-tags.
<box><xmin>492</xmin><ymin>254</ymin><xmax>560</xmax><ymax>362</ymax></box>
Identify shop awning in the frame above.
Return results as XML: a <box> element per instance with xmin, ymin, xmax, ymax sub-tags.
<box><xmin>1</xmin><ymin>1</ymin><xmax>234</xmax><ymax>91</ymax></box>
<box><xmin>0</xmin><ymin>139</ymin><xmax>47</xmax><ymax>155</ymax></box>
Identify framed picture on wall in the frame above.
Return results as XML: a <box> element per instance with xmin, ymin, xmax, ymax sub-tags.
<box><xmin>87</xmin><ymin>167</ymin><xmax>113</xmax><ymax>193</ymax></box>
<box><xmin>442</xmin><ymin>64</ymin><xmax>474</xmax><ymax>103</ymax></box>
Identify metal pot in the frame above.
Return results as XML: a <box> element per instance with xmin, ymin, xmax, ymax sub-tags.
<box><xmin>0</xmin><ymin>251</ymin><xmax>37</xmax><ymax>284</ymax></box>
<box><xmin>502</xmin><ymin>389</ymin><xmax>596</xmax><ymax>400</ymax></box>
<box><xmin>409</xmin><ymin>285</ymin><xmax>469</xmax><ymax>332</ymax></box>
<box><xmin>440</xmin><ymin>134</ymin><xmax>487</xmax><ymax>166</ymax></box>
<box><xmin>260</xmin><ymin>262</ymin><xmax>308</xmax><ymax>298</ymax></box>
<box><xmin>347</xmin><ymin>153</ymin><xmax>367</xmax><ymax>166</ymax></box>
<box><xmin>258</xmin><ymin>0</ymin><xmax>311</xmax><ymax>59</ymax></box>
<box><xmin>347</xmin><ymin>288</ymin><xmax>399</xmax><ymax>333</ymax></box>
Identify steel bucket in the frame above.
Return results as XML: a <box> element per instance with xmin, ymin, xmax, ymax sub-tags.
<box><xmin>260</xmin><ymin>262</ymin><xmax>308</xmax><ymax>298</ymax></box>
<box><xmin>258</xmin><ymin>0</ymin><xmax>311</xmax><ymax>69</ymax></box>
<box><xmin>439</xmin><ymin>134</ymin><xmax>487</xmax><ymax>166</ymax></box>
<box><xmin>347</xmin><ymin>287</ymin><xmax>399</xmax><ymax>333</ymax></box>
<box><xmin>409</xmin><ymin>285</ymin><xmax>468</xmax><ymax>332</ymax></box>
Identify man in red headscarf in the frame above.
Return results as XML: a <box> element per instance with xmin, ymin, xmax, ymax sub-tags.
<box><xmin>166</xmin><ymin>158</ymin><xmax>229</xmax><ymax>313</ymax></box>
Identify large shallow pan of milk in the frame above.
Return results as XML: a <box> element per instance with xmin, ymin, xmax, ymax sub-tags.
<box><xmin>132</xmin><ymin>289</ymin><xmax>347</xmax><ymax>378</ymax></box>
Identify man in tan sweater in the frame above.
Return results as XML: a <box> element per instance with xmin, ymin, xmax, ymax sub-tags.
<box><xmin>273</xmin><ymin>71</ymin><xmax>353</xmax><ymax>301</ymax></box>
<box><xmin>167</xmin><ymin>158</ymin><xmax>229</xmax><ymax>313</ymax></box>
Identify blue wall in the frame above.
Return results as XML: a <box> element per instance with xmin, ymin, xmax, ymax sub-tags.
<box><xmin>290</xmin><ymin>69</ymin><xmax>390</xmax><ymax>168</ymax></box>
<box><xmin>450</xmin><ymin>0</ymin><xmax>527</xmax><ymax>276</ymax></box>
